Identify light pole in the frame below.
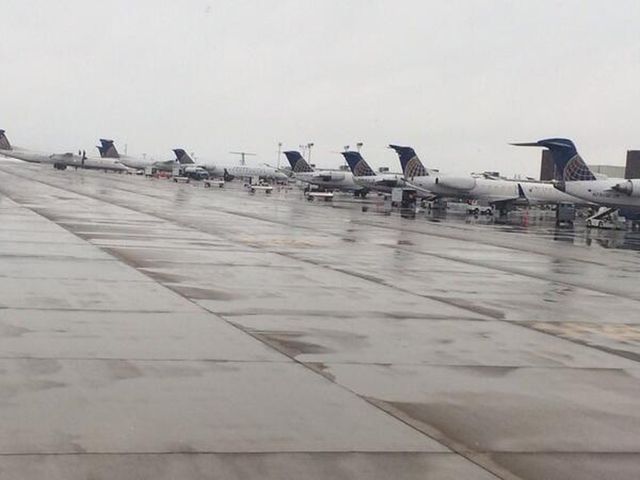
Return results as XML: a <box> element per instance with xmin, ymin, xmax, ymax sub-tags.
<box><xmin>277</xmin><ymin>142</ymin><xmax>282</xmax><ymax>169</ymax></box>
<box><xmin>356</xmin><ymin>142</ymin><xmax>363</xmax><ymax>152</ymax></box>
<box><xmin>307</xmin><ymin>142</ymin><xmax>314</xmax><ymax>164</ymax></box>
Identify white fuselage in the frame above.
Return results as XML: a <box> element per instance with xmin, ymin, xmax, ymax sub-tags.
<box><xmin>294</xmin><ymin>170</ymin><xmax>363</xmax><ymax>192</ymax></box>
<box><xmin>518</xmin><ymin>182</ymin><xmax>591</xmax><ymax>205</ymax></box>
<box><xmin>562</xmin><ymin>179</ymin><xmax>640</xmax><ymax>209</ymax></box>
<box><xmin>406</xmin><ymin>175</ymin><xmax>520</xmax><ymax>204</ymax></box>
<box><xmin>196</xmin><ymin>162</ymin><xmax>288</xmax><ymax>181</ymax></box>
<box><xmin>46</xmin><ymin>153</ymin><xmax>130</xmax><ymax>172</ymax></box>
<box><xmin>353</xmin><ymin>173</ymin><xmax>407</xmax><ymax>193</ymax></box>
<box><xmin>0</xmin><ymin>147</ymin><xmax>52</xmax><ymax>163</ymax></box>
<box><xmin>116</xmin><ymin>155</ymin><xmax>156</xmax><ymax>170</ymax></box>
<box><xmin>2</xmin><ymin>147</ymin><xmax>130</xmax><ymax>172</ymax></box>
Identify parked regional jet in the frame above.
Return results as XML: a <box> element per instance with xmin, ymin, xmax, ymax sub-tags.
<box><xmin>0</xmin><ymin>130</ymin><xmax>53</xmax><ymax>163</ymax></box>
<box><xmin>389</xmin><ymin>144</ymin><xmax>523</xmax><ymax>213</ymax></box>
<box><xmin>97</xmin><ymin>139</ymin><xmax>155</xmax><ymax>170</ymax></box>
<box><xmin>341</xmin><ymin>151</ymin><xmax>407</xmax><ymax>194</ymax></box>
<box><xmin>389</xmin><ymin>144</ymin><xmax>586</xmax><ymax>210</ymax></box>
<box><xmin>46</xmin><ymin>151</ymin><xmax>130</xmax><ymax>172</ymax></box>
<box><xmin>513</xmin><ymin>138</ymin><xmax>640</xmax><ymax>210</ymax></box>
<box><xmin>174</xmin><ymin>149</ymin><xmax>288</xmax><ymax>181</ymax></box>
<box><xmin>1</xmin><ymin>130</ymin><xmax>130</xmax><ymax>172</ymax></box>
<box><xmin>283</xmin><ymin>151</ymin><xmax>367</xmax><ymax>195</ymax></box>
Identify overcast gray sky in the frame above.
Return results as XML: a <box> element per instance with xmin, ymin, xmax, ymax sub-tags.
<box><xmin>2</xmin><ymin>0</ymin><xmax>640</xmax><ymax>176</ymax></box>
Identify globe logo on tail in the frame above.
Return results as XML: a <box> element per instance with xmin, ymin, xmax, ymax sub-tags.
<box><xmin>353</xmin><ymin>160</ymin><xmax>375</xmax><ymax>177</ymax></box>
<box><xmin>405</xmin><ymin>156</ymin><xmax>427</xmax><ymax>179</ymax></box>
<box><xmin>563</xmin><ymin>155</ymin><xmax>596</xmax><ymax>182</ymax></box>
<box><xmin>293</xmin><ymin>160</ymin><xmax>313</xmax><ymax>173</ymax></box>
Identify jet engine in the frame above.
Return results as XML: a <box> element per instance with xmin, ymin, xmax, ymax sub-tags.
<box><xmin>434</xmin><ymin>176</ymin><xmax>476</xmax><ymax>191</ymax></box>
<box><xmin>611</xmin><ymin>179</ymin><xmax>640</xmax><ymax>197</ymax></box>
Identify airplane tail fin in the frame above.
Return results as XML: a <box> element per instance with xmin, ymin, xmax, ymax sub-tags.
<box><xmin>341</xmin><ymin>151</ymin><xmax>376</xmax><ymax>177</ymax></box>
<box><xmin>283</xmin><ymin>151</ymin><xmax>314</xmax><ymax>173</ymax></box>
<box><xmin>0</xmin><ymin>130</ymin><xmax>12</xmax><ymax>150</ymax></box>
<box><xmin>97</xmin><ymin>139</ymin><xmax>119</xmax><ymax>158</ymax></box>
<box><xmin>173</xmin><ymin>148</ymin><xmax>195</xmax><ymax>165</ymax></box>
<box><xmin>388</xmin><ymin>144</ymin><xmax>428</xmax><ymax>178</ymax></box>
<box><xmin>511</xmin><ymin>138</ymin><xmax>596</xmax><ymax>182</ymax></box>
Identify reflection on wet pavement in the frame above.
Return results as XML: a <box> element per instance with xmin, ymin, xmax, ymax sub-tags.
<box><xmin>0</xmin><ymin>162</ymin><xmax>639</xmax><ymax>480</ymax></box>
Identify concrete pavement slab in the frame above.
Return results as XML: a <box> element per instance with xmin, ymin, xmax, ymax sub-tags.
<box><xmin>0</xmin><ymin>277</ymin><xmax>200</xmax><ymax>312</ymax></box>
<box><xmin>231</xmin><ymin>315</ymin><xmax>637</xmax><ymax>368</ymax></box>
<box><xmin>0</xmin><ymin>310</ymin><xmax>283</xmax><ymax>361</ymax></box>
<box><xmin>326</xmin><ymin>364</ymin><xmax>640</xmax><ymax>452</ymax></box>
<box><xmin>0</xmin><ymin>453</ymin><xmax>501</xmax><ymax>480</ymax></box>
<box><xmin>0</xmin><ymin>359</ymin><xmax>444</xmax><ymax>454</ymax></box>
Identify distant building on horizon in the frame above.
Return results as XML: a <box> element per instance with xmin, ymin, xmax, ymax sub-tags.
<box><xmin>589</xmin><ymin>164</ymin><xmax>626</xmax><ymax>179</ymax></box>
<box><xmin>625</xmin><ymin>150</ymin><xmax>640</xmax><ymax>179</ymax></box>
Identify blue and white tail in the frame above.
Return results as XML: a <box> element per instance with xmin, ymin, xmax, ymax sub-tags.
<box><xmin>388</xmin><ymin>145</ymin><xmax>428</xmax><ymax>178</ymax></box>
<box><xmin>0</xmin><ymin>130</ymin><xmax>12</xmax><ymax>150</ymax></box>
<box><xmin>283</xmin><ymin>151</ymin><xmax>314</xmax><ymax>173</ymax></box>
<box><xmin>97</xmin><ymin>139</ymin><xmax>119</xmax><ymax>158</ymax></box>
<box><xmin>512</xmin><ymin>138</ymin><xmax>596</xmax><ymax>182</ymax></box>
<box><xmin>173</xmin><ymin>148</ymin><xmax>195</xmax><ymax>165</ymax></box>
<box><xmin>341</xmin><ymin>151</ymin><xmax>376</xmax><ymax>177</ymax></box>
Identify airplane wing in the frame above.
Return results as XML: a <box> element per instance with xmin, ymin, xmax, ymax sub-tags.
<box><xmin>489</xmin><ymin>184</ymin><xmax>526</xmax><ymax>211</ymax></box>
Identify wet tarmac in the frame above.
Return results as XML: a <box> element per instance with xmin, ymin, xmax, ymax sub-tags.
<box><xmin>0</xmin><ymin>160</ymin><xmax>639</xmax><ymax>479</ymax></box>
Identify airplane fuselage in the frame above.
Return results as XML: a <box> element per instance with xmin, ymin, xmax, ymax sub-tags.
<box><xmin>294</xmin><ymin>170</ymin><xmax>364</xmax><ymax>192</ymax></box>
<box><xmin>352</xmin><ymin>173</ymin><xmax>407</xmax><ymax>193</ymax></box>
<box><xmin>46</xmin><ymin>153</ymin><xmax>130</xmax><ymax>172</ymax></box>
<box><xmin>116</xmin><ymin>155</ymin><xmax>156</xmax><ymax>170</ymax></box>
<box><xmin>519</xmin><ymin>182</ymin><xmax>590</xmax><ymax>205</ymax></box>
<box><xmin>196</xmin><ymin>162</ymin><xmax>288</xmax><ymax>181</ymax></box>
<box><xmin>406</xmin><ymin>175</ymin><xmax>520</xmax><ymax>204</ymax></box>
<box><xmin>0</xmin><ymin>147</ymin><xmax>52</xmax><ymax>164</ymax></box>
<box><xmin>560</xmin><ymin>179</ymin><xmax>640</xmax><ymax>210</ymax></box>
